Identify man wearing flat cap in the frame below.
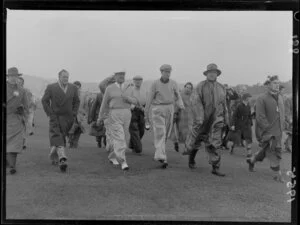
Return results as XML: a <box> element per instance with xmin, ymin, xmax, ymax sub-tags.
<box><xmin>42</xmin><ymin>69</ymin><xmax>80</xmax><ymax>172</ymax></box>
<box><xmin>183</xmin><ymin>63</ymin><xmax>229</xmax><ymax>177</ymax></box>
<box><xmin>6</xmin><ymin>67</ymin><xmax>29</xmax><ymax>174</ymax></box>
<box><xmin>230</xmin><ymin>92</ymin><xmax>253</xmax><ymax>157</ymax></box>
<box><xmin>97</xmin><ymin>71</ymin><xmax>138</xmax><ymax>171</ymax></box>
<box><xmin>128</xmin><ymin>75</ymin><xmax>148</xmax><ymax>154</ymax></box>
<box><xmin>144</xmin><ymin>64</ymin><xmax>184</xmax><ymax>169</ymax></box>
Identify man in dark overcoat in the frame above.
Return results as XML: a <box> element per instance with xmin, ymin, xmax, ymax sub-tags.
<box><xmin>247</xmin><ymin>75</ymin><xmax>285</xmax><ymax>182</ymax></box>
<box><xmin>230</xmin><ymin>93</ymin><xmax>253</xmax><ymax>158</ymax></box>
<box><xmin>42</xmin><ymin>69</ymin><xmax>80</xmax><ymax>172</ymax></box>
<box><xmin>89</xmin><ymin>83</ymin><xmax>106</xmax><ymax>148</ymax></box>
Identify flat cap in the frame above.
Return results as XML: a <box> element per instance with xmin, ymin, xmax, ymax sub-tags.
<box><xmin>133</xmin><ymin>75</ymin><xmax>143</xmax><ymax>80</ymax></box>
<box><xmin>242</xmin><ymin>93</ymin><xmax>252</xmax><ymax>100</ymax></box>
<box><xmin>114</xmin><ymin>70</ymin><xmax>126</xmax><ymax>75</ymax></box>
<box><xmin>160</xmin><ymin>64</ymin><xmax>172</xmax><ymax>72</ymax></box>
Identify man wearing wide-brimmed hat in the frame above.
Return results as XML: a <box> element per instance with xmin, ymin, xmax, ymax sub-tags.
<box><xmin>97</xmin><ymin>70</ymin><xmax>137</xmax><ymax>171</ymax></box>
<box><xmin>41</xmin><ymin>69</ymin><xmax>80</xmax><ymax>172</ymax></box>
<box><xmin>128</xmin><ymin>75</ymin><xmax>148</xmax><ymax>154</ymax></box>
<box><xmin>144</xmin><ymin>64</ymin><xmax>185</xmax><ymax>169</ymax></box>
<box><xmin>6</xmin><ymin>67</ymin><xmax>29</xmax><ymax>175</ymax></box>
<box><xmin>183</xmin><ymin>63</ymin><xmax>229</xmax><ymax>176</ymax></box>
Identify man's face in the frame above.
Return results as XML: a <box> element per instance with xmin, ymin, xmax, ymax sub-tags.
<box><xmin>243</xmin><ymin>97</ymin><xmax>250</xmax><ymax>104</ymax></box>
<box><xmin>59</xmin><ymin>72</ymin><xmax>69</xmax><ymax>85</ymax></box>
<box><xmin>269</xmin><ymin>79</ymin><xmax>280</xmax><ymax>93</ymax></box>
<box><xmin>115</xmin><ymin>73</ymin><xmax>125</xmax><ymax>84</ymax></box>
<box><xmin>17</xmin><ymin>78</ymin><xmax>24</xmax><ymax>87</ymax></box>
<box><xmin>184</xmin><ymin>84</ymin><xmax>193</xmax><ymax>94</ymax></box>
<box><xmin>161</xmin><ymin>70</ymin><xmax>171</xmax><ymax>81</ymax></box>
<box><xmin>206</xmin><ymin>71</ymin><xmax>218</xmax><ymax>81</ymax></box>
<box><xmin>134</xmin><ymin>79</ymin><xmax>143</xmax><ymax>88</ymax></box>
<box><xmin>7</xmin><ymin>75</ymin><xmax>18</xmax><ymax>84</ymax></box>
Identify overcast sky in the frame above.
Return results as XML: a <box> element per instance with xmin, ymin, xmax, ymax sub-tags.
<box><xmin>7</xmin><ymin>10</ymin><xmax>293</xmax><ymax>85</ymax></box>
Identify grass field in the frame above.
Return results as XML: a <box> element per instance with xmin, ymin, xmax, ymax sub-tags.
<box><xmin>5</xmin><ymin>107</ymin><xmax>292</xmax><ymax>222</ymax></box>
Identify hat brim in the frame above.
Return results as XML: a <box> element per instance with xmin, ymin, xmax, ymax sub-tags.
<box><xmin>7</xmin><ymin>73</ymin><xmax>22</xmax><ymax>76</ymax></box>
<box><xmin>203</xmin><ymin>69</ymin><xmax>221</xmax><ymax>76</ymax></box>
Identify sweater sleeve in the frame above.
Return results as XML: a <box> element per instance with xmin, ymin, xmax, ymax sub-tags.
<box><xmin>173</xmin><ymin>81</ymin><xmax>184</xmax><ymax>108</ymax></box>
<box><xmin>144</xmin><ymin>81</ymin><xmax>156</xmax><ymax>122</ymax></box>
<box><xmin>98</xmin><ymin>88</ymin><xmax>110</xmax><ymax>121</ymax></box>
<box><xmin>41</xmin><ymin>84</ymin><xmax>53</xmax><ymax>117</ymax></box>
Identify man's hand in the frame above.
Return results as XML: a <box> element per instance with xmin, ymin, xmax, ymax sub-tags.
<box><xmin>96</xmin><ymin>118</ymin><xmax>103</xmax><ymax>127</ymax></box>
<box><xmin>178</xmin><ymin>104</ymin><xmax>185</xmax><ymax>110</ymax></box>
<box><xmin>231</xmin><ymin>126</ymin><xmax>235</xmax><ymax>131</ymax></box>
<box><xmin>121</xmin><ymin>94</ymin><xmax>131</xmax><ymax>103</ymax></box>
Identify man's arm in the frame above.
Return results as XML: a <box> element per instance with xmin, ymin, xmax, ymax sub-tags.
<box><xmin>255</xmin><ymin>96</ymin><xmax>270</xmax><ymax>130</ymax></box>
<box><xmin>99</xmin><ymin>75</ymin><xmax>115</xmax><ymax>94</ymax></box>
<box><xmin>173</xmin><ymin>81</ymin><xmax>184</xmax><ymax>109</ymax></box>
<box><xmin>144</xmin><ymin>81</ymin><xmax>156</xmax><ymax>123</ymax></box>
<box><xmin>97</xmin><ymin>88</ymin><xmax>110</xmax><ymax>122</ymax></box>
<box><xmin>41</xmin><ymin>85</ymin><xmax>53</xmax><ymax>117</ymax></box>
<box><xmin>72</xmin><ymin>86</ymin><xmax>80</xmax><ymax>117</ymax></box>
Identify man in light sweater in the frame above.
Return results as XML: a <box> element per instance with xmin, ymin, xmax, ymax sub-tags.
<box><xmin>97</xmin><ymin>71</ymin><xmax>137</xmax><ymax>170</ymax></box>
<box><xmin>144</xmin><ymin>64</ymin><xmax>185</xmax><ymax>169</ymax></box>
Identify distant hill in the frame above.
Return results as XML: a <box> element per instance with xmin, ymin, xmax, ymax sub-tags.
<box><xmin>21</xmin><ymin>74</ymin><xmax>292</xmax><ymax>101</ymax></box>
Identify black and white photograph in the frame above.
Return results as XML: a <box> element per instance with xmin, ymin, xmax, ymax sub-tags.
<box><xmin>4</xmin><ymin>9</ymin><xmax>297</xmax><ymax>222</ymax></box>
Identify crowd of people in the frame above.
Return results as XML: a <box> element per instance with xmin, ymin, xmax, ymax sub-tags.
<box><xmin>6</xmin><ymin>65</ymin><xmax>293</xmax><ymax>182</ymax></box>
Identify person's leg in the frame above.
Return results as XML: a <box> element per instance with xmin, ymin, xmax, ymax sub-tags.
<box><xmin>57</xmin><ymin>146</ymin><xmax>68</xmax><ymax>172</ymax></box>
<box><xmin>110</xmin><ymin>110</ymin><xmax>129</xmax><ymax>170</ymax></box>
<box><xmin>129</xmin><ymin>110</ymin><xmax>142</xmax><ymax>153</ymax></box>
<box><xmin>207</xmin><ymin>121</ymin><xmax>225</xmax><ymax>176</ymax></box>
<box><xmin>188</xmin><ymin>148</ymin><xmax>199</xmax><ymax>169</ymax></box>
<box><xmin>7</xmin><ymin>153</ymin><xmax>17</xmax><ymax>174</ymax></box>
<box><xmin>152</xmin><ymin>106</ymin><xmax>168</xmax><ymax>167</ymax></box>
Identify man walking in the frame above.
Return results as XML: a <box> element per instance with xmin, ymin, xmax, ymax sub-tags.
<box><xmin>42</xmin><ymin>69</ymin><xmax>80</xmax><ymax>172</ymax></box>
<box><xmin>97</xmin><ymin>71</ymin><xmax>137</xmax><ymax>170</ymax></box>
<box><xmin>183</xmin><ymin>63</ymin><xmax>229</xmax><ymax>177</ymax></box>
<box><xmin>230</xmin><ymin>93</ymin><xmax>253</xmax><ymax>157</ymax></box>
<box><xmin>6</xmin><ymin>67</ymin><xmax>29</xmax><ymax>174</ymax></box>
<box><xmin>247</xmin><ymin>75</ymin><xmax>285</xmax><ymax>182</ymax></box>
<box><xmin>128</xmin><ymin>75</ymin><xmax>147</xmax><ymax>154</ymax></box>
<box><xmin>89</xmin><ymin>83</ymin><xmax>106</xmax><ymax>148</ymax></box>
<box><xmin>144</xmin><ymin>64</ymin><xmax>185</xmax><ymax>168</ymax></box>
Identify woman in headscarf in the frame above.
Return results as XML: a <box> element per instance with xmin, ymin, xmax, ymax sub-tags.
<box><xmin>6</xmin><ymin>67</ymin><xmax>29</xmax><ymax>174</ymax></box>
<box><xmin>170</xmin><ymin>82</ymin><xmax>193</xmax><ymax>152</ymax></box>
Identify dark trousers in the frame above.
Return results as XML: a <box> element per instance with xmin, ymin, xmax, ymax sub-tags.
<box><xmin>96</xmin><ymin>135</ymin><xmax>106</xmax><ymax>147</ymax></box>
<box><xmin>7</xmin><ymin>153</ymin><xmax>18</xmax><ymax>169</ymax></box>
<box><xmin>129</xmin><ymin>108</ymin><xmax>145</xmax><ymax>153</ymax></box>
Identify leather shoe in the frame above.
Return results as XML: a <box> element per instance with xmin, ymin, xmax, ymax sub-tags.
<box><xmin>212</xmin><ymin>167</ymin><xmax>225</xmax><ymax>177</ymax></box>
<box><xmin>59</xmin><ymin>160</ymin><xmax>68</xmax><ymax>172</ymax></box>
<box><xmin>246</xmin><ymin>158</ymin><xmax>255</xmax><ymax>172</ymax></box>
<box><xmin>188</xmin><ymin>163</ymin><xmax>196</xmax><ymax>169</ymax></box>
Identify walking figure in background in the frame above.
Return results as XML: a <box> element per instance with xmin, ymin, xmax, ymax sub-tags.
<box><xmin>17</xmin><ymin>76</ymin><xmax>36</xmax><ymax>150</ymax></box>
<box><xmin>230</xmin><ymin>93</ymin><xmax>253</xmax><ymax>158</ymax></box>
<box><xmin>42</xmin><ymin>69</ymin><xmax>80</xmax><ymax>172</ymax></box>
<box><xmin>279</xmin><ymin>85</ymin><xmax>293</xmax><ymax>153</ymax></box>
<box><xmin>183</xmin><ymin>63</ymin><xmax>229</xmax><ymax>177</ymax></box>
<box><xmin>89</xmin><ymin>83</ymin><xmax>106</xmax><ymax>148</ymax></box>
<box><xmin>170</xmin><ymin>82</ymin><xmax>193</xmax><ymax>152</ymax></box>
<box><xmin>68</xmin><ymin>81</ymin><xmax>86</xmax><ymax>149</ymax></box>
<box><xmin>6</xmin><ymin>67</ymin><xmax>29</xmax><ymax>174</ymax></box>
<box><xmin>128</xmin><ymin>75</ymin><xmax>147</xmax><ymax>154</ymax></box>
<box><xmin>97</xmin><ymin>71</ymin><xmax>137</xmax><ymax>170</ymax></box>
<box><xmin>247</xmin><ymin>75</ymin><xmax>285</xmax><ymax>182</ymax></box>
<box><xmin>144</xmin><ymin>64</ymin><xmax>185</xmax><ymax>169</ymax></box>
